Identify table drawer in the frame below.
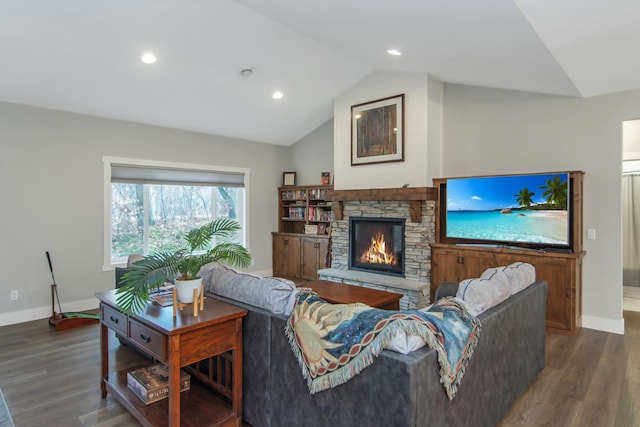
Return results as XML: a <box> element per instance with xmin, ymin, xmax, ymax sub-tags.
<box><xmin>129</xmin><ymin>318</ymin><xmax>166</xmax><ymax>361</ymax></box>
<box><xmin>101</xmin><ymin>304</ymin><xmax>127</xmax><ymax>335</ymax></box>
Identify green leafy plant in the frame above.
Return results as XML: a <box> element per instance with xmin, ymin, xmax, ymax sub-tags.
<box><xmin>116</xmin><ymin>218</ymin><xmax>251</xmax><ymax>315</ymax></box>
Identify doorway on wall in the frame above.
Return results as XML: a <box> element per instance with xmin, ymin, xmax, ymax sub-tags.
<box><xmin>622</xmin><ymin>119</ymin><xmax>640</xmax><ymax>312</ymax></box>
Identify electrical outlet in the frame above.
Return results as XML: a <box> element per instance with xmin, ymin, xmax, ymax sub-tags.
<box><xmin>10</xmin><ymin>290</ymin><xmax>19</xmax><ymax>301</ymax></box>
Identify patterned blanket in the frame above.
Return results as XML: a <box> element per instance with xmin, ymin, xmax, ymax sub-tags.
<box><xmin>285</xmin><ymin>289</ymin><xmax>481</xmax><ymax>399</ymax></box>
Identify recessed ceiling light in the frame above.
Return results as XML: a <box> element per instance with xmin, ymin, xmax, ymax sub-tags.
<box><xmin>240</xmin><ymin>67</ymin><xmax>253</xmax><ymax>77</ymax></box>
<box><xmin>272</xmin><ymin>91</ymin><xmax>284</xmax><ymax>100</ymax></box>
<box><xmin>141</xmin><ymin>52</ymin><xmax>157</xmax><ymax>64</ymax></box>
<box><xmin>387</xmin><ymin>49</ymin><xmax>402</xmax><ymax>56</ymax></box>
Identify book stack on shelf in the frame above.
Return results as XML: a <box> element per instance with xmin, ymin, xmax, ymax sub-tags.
<box><xmin>127</xmin><ymin>363</ymin><xmax>191</xmax><ymax>405</ymax></box>
<box><xmin>308</xmin><ymin>187</ymin><xmax>328</xmax><ymax>200</ymax></box>
<box><xmin>287</xmin><ymin>205</ymin><xmax>306</xmax><ymax>219</ymax></box>
<box><xmin>281</xmin><ymin>189</ymin><xmax>307</xmax><ymax>201</ymax></box>
<box><xmin>308</xmin><ymin>205</ymin><xmax>333</xmax><ymax>221</ymax></box>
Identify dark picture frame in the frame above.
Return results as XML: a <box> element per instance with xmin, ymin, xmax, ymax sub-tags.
<box><xmin>282</xmin><ymin>171</ymin><xmax>297</xmax><ymax>186</ymax></box>
<box><xmin>351</xmin><ymin>94</ymin><xmax>405</xmax><ymax>166</ymax></box>
<box><xmin>317</xmin><ymin>223</ymin><xmax>327</xmax><ymax>235</ymax></box>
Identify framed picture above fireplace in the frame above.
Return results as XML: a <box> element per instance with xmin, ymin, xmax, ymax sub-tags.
<box><xmin>351</xmin><ymin>94</ymin><xmax>404</xmax><ymax>166</ymax></box>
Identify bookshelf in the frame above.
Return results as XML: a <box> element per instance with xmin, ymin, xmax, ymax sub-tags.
<box><xmin>274</xmin><ymin>185</ymin><xmax>333</xmax><ymax>280</ymax></box>
<box><xmin>278</xmin><ymin>185</ymin><xmax>333</xmax><ymax>234</ymax></box>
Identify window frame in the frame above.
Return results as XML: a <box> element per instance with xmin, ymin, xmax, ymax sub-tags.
<box><xmin>103</xmin><ymin>156</ymin><xmax>250</xmax><ymax>270</ymax></box>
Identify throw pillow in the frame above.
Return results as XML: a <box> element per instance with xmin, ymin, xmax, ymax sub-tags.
<box><xmin>496</xmin><ymin>262</ymin><xmax>536</xmax><ymax>295</ymax></box>
<box><xmin>203</xmin><ymin>266</ymin><xmax>298</xmax><ymax>315</ymax></box>
<box><xmin>456</xmin><ymin>268</ymin><xmax>510</xmax><ymax>316</ymax></box>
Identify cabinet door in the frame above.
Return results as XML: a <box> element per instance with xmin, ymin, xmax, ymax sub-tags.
<box><xmin>459</xmin><ymin>251</ymin><xmax>496</xmax><ymax>280</ymax></box>
<box><xmin>430</xmin><ymin>248</ymin><xmax>459</xmax><ymax>300</ymax></box>
<box><xmin>272</xmin><ymin>234</ymin><xmax>301</xmax><ymax>279</ymax></box>
<box><xmin>301</xmin><ymin>237</ymin><xmax>328</xmax><ymax>280</ymax></box>
<box><xmin>496</xmin><ymin>253</ymin><xmax>576</xmax><ymax>333</ymax></box>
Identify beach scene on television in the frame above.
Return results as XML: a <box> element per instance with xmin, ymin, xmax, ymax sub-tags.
<box><xmin>446</xmin><ymin>173</ymin><xmax>570</xmax><ymax>246</ymax></box>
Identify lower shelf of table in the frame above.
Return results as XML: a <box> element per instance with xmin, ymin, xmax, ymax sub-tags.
<box><xmin>105</xmin><ymin>366</ymin><xmax>239</xmax><ymax>427</ymax></box>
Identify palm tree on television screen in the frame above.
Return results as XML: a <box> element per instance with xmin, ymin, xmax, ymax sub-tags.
<box><xmin>540</xmin><ymin>176</ymin><xmax>568</xmax><ymax>210</ymax></box>
<box><xmin>514</xmin><ymin>188</ymin><xmax>535</xmax><ymax>208</ymax></box>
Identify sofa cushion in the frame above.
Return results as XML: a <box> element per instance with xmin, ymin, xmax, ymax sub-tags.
<box><xmin>456</xmin><ymin>268</ymin><xmax>510</xmax><ymax>316</ymax></box>
<box><xmin>496</xmin><ymin>262</ymin><xmax>536</xmax><ymax>295</ymax></box>
<box><xmin>202</xmin><ymin>266</ymin><xmax>298</xmax><ymax>315</ymax></box>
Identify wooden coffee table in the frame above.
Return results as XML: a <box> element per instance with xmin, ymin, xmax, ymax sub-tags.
<box><xmin>302</xmin><ymin>280</ymin><xmax>402</xmax><ymax>310</ymax></box>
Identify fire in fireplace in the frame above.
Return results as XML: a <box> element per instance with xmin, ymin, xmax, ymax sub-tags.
<box><xmin>349</xmin><ymin>217</ymin><xmax>405</xmax><ymax>277</ymax></box>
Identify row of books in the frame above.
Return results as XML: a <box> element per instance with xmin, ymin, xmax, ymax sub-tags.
<box><xmin>281</xmin><ymin>187</ymin><xmax>331</xmax><ymax>201</ymax></box>
<box><xmin>308</xmin><ymin>206</ymin><xmax>332</xmax><ymax>221</ymax></box>
<box><xmin>308</xmin><ymin>188</ymin><xmax>328</xmax><ymax>200</ymax></box>
<box><xmin>127</xmin><ymin>363</ymin><xmax>190</xmax><ymax>405</ymax></box>
<box><xmin>288</xmin><ymin>207</ymin><xmax>306</xmax><ymax>219</ymax></box>
<box><xmin>281</xmin><ymin>190</ymin><xmax>307</xmax><ymax>200</ymax></box>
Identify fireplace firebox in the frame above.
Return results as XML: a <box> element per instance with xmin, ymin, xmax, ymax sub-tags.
<box><xmin>349</xmin><ymin>217</ymin><xmax>405</xmax><ymax>277</ymax></box>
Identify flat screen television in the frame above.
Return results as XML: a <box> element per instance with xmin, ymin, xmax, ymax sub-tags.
<box><xmin>438</xmin><ymin>172</ymin><xmax>574</xmax><ymax>252</ymax></box>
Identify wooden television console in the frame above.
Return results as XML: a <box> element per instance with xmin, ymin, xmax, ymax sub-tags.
<box><xmin>431</xmin><ymin>171</ymin><xmax>585</xmax><ymax>335</ymax></box>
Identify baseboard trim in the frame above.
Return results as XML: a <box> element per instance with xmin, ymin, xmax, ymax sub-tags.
<box><xmin>582</xmin><ymin>314</ymin><xmax>625</xmax><ymax>335</ymax></box>
<box><xmin>0</xmin><ymin>297</ymin><xmax>100</xmax><ymax>327</ymax></box>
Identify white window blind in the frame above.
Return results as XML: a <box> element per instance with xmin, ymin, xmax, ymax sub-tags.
<box><xmin>111</xmin><ymin>164</ymin><xmax>245</xmax><ymax>187</ymax></box>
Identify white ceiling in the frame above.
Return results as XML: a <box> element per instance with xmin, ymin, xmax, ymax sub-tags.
<box><xmin>1</xmin><ymin>0</ymin><xmax>639</xmax><ymax>146</ymax></box>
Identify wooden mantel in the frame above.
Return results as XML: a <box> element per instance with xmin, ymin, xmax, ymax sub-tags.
<box><xmin>325</xmin><ymin>187</ymin><xmax>438</xmax><ymax>222</ymax></box>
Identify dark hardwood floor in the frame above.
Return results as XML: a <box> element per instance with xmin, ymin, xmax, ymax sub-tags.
<box><xmin>1</xmin><ymin>311</ymin><xmax>639</xmax><ymax>426</ymax></box>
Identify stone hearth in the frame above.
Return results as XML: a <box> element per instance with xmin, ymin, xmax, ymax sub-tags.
<box><xmin>319</xmin><ymin>188</ymin><xmax>437</xmax><ymax>309</ymax></box>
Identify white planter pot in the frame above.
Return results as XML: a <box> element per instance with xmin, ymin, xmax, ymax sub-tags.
<box><xmin>175</xmin><ymin>277</ymin><xmax>203</xmax><ymax>303</ymax></box>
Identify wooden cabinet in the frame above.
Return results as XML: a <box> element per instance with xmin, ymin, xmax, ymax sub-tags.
<box><xmin>431</xmin><ymin>243</ymin><xmax>584</xmax><ymax>335</ymax></box>
<box><xmin>272</xmin><ymin>232</ymin><xmax>329</xmax><ymax>281</ymax></box>
<box><xmin>272</xmin><ymin>233</ymin><xmax>301</xmax><ymax>279</ymax></box>
<box><xmin>430</xmin><ymin>246</ymin><xmax>495</xmax><ymax>295</ymax></box>
<box><xmin>301</xmin><ymin>237</ymin><xmax>329</xmax><ymax>280</ymax></box>
<box><xmin>273</xmin><ymin>185</ymin><xmax>333</xmax><ymax>281</ymax></box>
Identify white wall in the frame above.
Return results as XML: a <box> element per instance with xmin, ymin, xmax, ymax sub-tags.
<box><xmin>333</xmin><ymin>71</ymin><xmax>443</xmax><ymax>190</ymax></box>
<box><xmin>0</xmin><ymin>102</ymin><xmax>289</xmax><ymax>325</ymax></box>
<box><xmin>289</xmin><ymin>118</ymin><xmax>334</xmax><ymax>186</ymax></box>
<box><xmin>443</xmin><ymin>84</ymin><xmax>640</xmax><ymax>333</ymax></box>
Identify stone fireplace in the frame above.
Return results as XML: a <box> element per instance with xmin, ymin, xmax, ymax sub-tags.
<box><xmin>318</xmin><ymin>187</ymin><xmax>437</xmax><ymax>309</ymax></box>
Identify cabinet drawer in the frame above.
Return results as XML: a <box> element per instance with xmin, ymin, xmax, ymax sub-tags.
<box><xmin>129</xmin><ymin>318</ymin><xmax>166</xmax><ymax>361</ymax></box>
<box><xmin>101</xmin><ymin>304</ymin><xmax>127</xmax><ymax>335</ymax></box>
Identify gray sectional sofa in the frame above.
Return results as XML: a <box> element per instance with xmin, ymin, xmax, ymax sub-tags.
<box><xmin>199</xmin><ymin>266</ymin><xmax>548</xmax><ymax>427</ymax></box>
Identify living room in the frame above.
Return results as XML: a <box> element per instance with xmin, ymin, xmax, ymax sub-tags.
<box><xmin>2</xmin><ymin>1</ymin><xmax>640</xmax><ymax>426</ymax></box>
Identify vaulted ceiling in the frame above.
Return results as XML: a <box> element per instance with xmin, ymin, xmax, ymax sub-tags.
<box><xmin>2</xmin><ymin>1</ymin><xmax>639</xmax><ymax>146</ymax></box>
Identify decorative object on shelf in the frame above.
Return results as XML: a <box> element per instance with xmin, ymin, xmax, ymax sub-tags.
<box><xmin>305</xmin><ymin>224</ymin><xmax>318</xmax><ymax>234</ymax></box>
<box><xmin>283</xmin><ymin>171</ymin><xmax>297</xmax><ymax>186</ymax></box>
<box><xmin>127</xmin><ymin>363</ymin><xmax>191</xmax><ymax>405</ymax></box>
<box><xmin>116</xmin><ymin>219</ymin><xmax>251</xmax><ymax>315</ymax></box>
<box><xmin>351</xmin><ymin>94</ymin><xmax>405</xmax><ymax>166</ymax></box>
<box><xmin>321</xmin><ymin>171</ymin><xmax>331</xmax><ymax>185</ymax></box>
<box><xmin>317</xmin><ymin>223</ymin><xmax>327</xmax><ymax>235</ymax></box>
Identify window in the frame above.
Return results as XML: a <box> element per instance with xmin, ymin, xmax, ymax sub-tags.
<box><xmin>104</xmin><ymin>157</ymin><xmax>249</xmax><ymax>268</ymax></box>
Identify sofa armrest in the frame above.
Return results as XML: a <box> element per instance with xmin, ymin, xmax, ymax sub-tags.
<box><xmin>435</xmin><ymin>282</ymin><xmax>459</xmax><ymax>300</ymax></box>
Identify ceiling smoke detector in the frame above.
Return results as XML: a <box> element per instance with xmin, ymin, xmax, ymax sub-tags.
<box><xmin>240</xmin><ymin>68</ymin><xmax>253</xmax><ymax>77</ymax></box>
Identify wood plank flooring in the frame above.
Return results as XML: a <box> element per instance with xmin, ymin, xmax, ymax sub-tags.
<box><xmin>0</xmin><ymin>312</ymin><xmax>639</xmax><ymax>426</ymax></box>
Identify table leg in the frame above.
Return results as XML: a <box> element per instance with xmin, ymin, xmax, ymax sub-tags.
<box><xmin>232</xmin><ymin>318</ymin><xmax>243</xmax><ymax>426</ymax></box>
<box><xmin>168</xmin><ymin>335</ymin><xmax>181</xmax><ymax>427</ymax></box>
<box><xmin>100</xmin><ymin>312</ymin><xmax>108</xmax><ymax>399</ymax></box>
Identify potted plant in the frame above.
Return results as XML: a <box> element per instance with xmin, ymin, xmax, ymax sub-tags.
<box><xmin>116</xmin><ymin>218</ymin><xmax>251</xmax><ymax>315</ymax></box>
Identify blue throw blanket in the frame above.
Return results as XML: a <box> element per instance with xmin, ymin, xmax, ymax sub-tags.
<box><xmin>285</xmin><ymin>289</ymin><xmax>481</xmax><ymax>399</ymax></box>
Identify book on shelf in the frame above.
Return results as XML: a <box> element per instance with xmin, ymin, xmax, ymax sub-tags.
<box><xmin>321</xmin><ymin>172</ymin><xmax>331</xmax><ymax>185</ymax></box>
<box><xmin>151</xmin><ymin>292</ymin><xmax>174</xmax><ymax>307</ymax></box>
<box><xmin>127</xmin><ymin>363</ymin><xmax>191</xmax><ymax>405</ymax></box>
